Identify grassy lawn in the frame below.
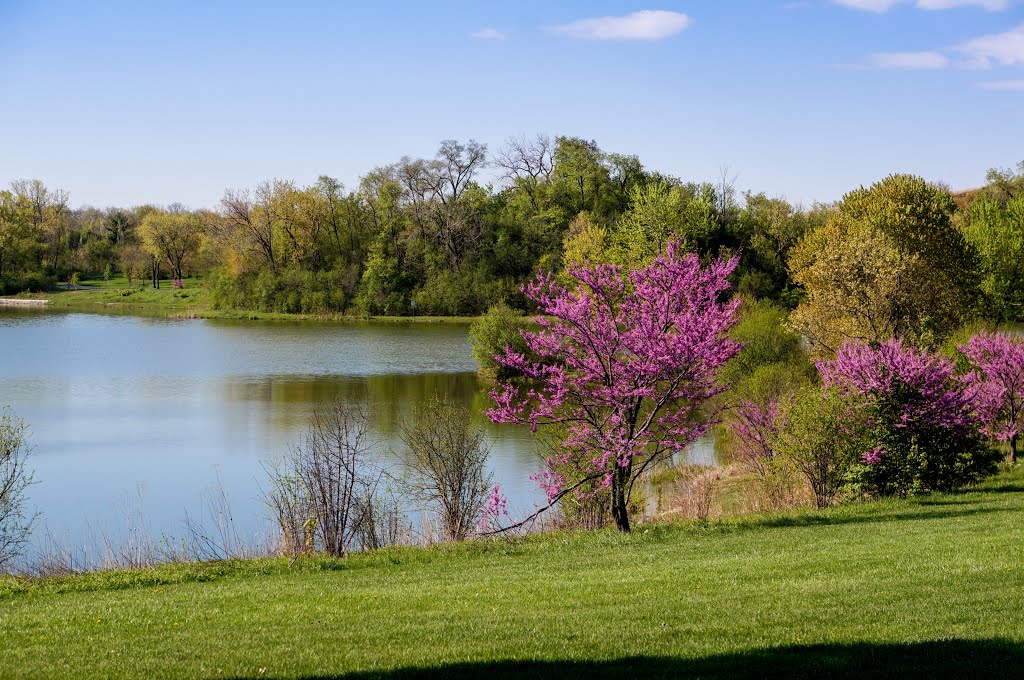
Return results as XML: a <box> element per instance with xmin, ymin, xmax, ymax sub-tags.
<box><xmin>2</xmin><ymin>470</ymin><xmax>1023</xmax><ymax>678</ymax></box>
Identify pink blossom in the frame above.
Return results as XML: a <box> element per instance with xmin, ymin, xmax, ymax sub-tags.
<box><xmin>487</xmin><ymin>240</ymin><xmax>741</xmax><ymax>530</ymax></box>
<box><xmin>478</xmin><ymin>484</ymin><xmax>510</xmax><ymax>531</ymax></box>
<box><xmin>861</xmin><ymin>446</ymin><xmax>886</xmax><ymax>465</ymax></box>
<box><xmin>818</xmin><ymin>338</ymin><xmax>974</xmax><ymax>431</ymax></box>
<box><xmin>959</xmin><ymin>331</ymin><xmax>1024</xmax><ymax>462</ymax></box>
<box><xmin>729</xmin><ymin>399</ymin><xmax>785</xmax><ymax>477</ymax></box>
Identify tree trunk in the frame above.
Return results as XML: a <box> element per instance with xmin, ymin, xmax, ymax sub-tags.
<box><xmin>611</xmin><ymin>467</ymin><xmax>631</xmax><ymax>532</ymax></box>
<box><xmin>1011</xmin><ymin>434</ymin><xmax>1018</xmax><ymax>465</ymax></box>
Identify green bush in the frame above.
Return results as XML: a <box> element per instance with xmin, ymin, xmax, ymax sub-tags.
<box><xmin>469</xmin><ymin>302</ymin><xmax>529</xmax><ymax>377</ymax></box>
<box><xmin>209</xmin><ymin>265</ymin><xmax>356</xmax><ymax>315</ymax></box>
<box><xmin>0</xmin><ymin>272</ymin><xmax>55</xmax><ymax>295</ymax></box>
<box><xmin>773</xmin><ymin>387</ymin><xmax>871</xmax><ymax>508</ymax></box>
<box><xmin>722</xmin><ymin>298</ymin><xmax>812</xmax><ymax>388</ymax></box>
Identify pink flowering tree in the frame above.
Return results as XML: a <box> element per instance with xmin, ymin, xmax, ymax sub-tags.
<box><xmin>960</xmin><ymin>331</ymin><xmax>1024</xmax><ymax>464</ymax></box>
<box><xmin>487</xmin><ymin>241</ymin><xmax>741</xmax><ymax>532</ymax></box>
<box><xmin>819</xmin><ymin>338</ymin><xmax>997</xmax><ymax>496</ymax></box>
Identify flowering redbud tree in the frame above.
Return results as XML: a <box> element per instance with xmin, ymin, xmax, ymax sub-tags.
<box><xmin>960</xmin><ymin>331</ymin><xmax>1024</xmax><ymax>464</ymax></box>
<box><xmin>819</xmin><ymin>338</ymin><xmax>996</xmax><ymax>496</ymax></box>
<box><xmin>487</xmin><ymin>241</ymin><xmax>740</xmax><ymax>532</ymax></box>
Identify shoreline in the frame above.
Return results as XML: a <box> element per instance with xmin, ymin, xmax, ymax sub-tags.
<box><xmin>0</xmin><ymin>292</ymin><xmax>479</xmax><ymax>324</ymax></box>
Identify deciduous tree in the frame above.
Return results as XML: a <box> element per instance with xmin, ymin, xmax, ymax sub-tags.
<box><xmin>488</xmin><ymin>241</ymin><xmax>740</xmax><ymax>531</ymax></box>
<box><xmin>790</xmin><ymin>175</ymin><xmax>980</xmax><ymax>355</ymax></box>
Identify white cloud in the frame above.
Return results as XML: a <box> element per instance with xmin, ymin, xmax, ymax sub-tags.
<box><xmin>916</xmin><ymin>0</ymin><xmax>1010</xmax><ymax>9</ymax></box>
<box><xmin>955</xmin><ymin>22</ymin><xmax>1024</xmax><ymax>67</ymax></box>
<box><xmin>855</xmin><ymin>22</ymin><xmax>1024</xmax><ymax>74</ymax></box>
<box><xmin>835</xmin><ymin>0</ymin><xmax>1010</xmax><ymax>10</ymax></box>
<box><xmin>548</xmin><ymin>10</ymin><xmax>691</xmax><ymax>41</ymax></box>
<box><xmin>834</xmin><ymin>0</ymin><xmax>902</xmax><ymax>11</ymax></box>
<box><xmin>868</xmin><ymin>50</ymin><xmax>951</xmax><ymax>67</ymax></box>
<box><xmin>977</xmin><ymin>78</ymin><xmax>1024</xmax><ymax>89</ymax></box>
<box><xmin>471</xmin><ymin>28</ymin><xmax>507</xmax><ymax>40</ymax></box>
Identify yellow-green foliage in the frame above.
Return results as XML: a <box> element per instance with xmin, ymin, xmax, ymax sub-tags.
<box><xmin>789</xmin><ymin>175</ymin><xmax>980</xmax><ymax>357</ymax></box>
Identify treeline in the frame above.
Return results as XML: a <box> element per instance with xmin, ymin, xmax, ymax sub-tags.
<box><xmin>1</xmin><ymin>139</ymin><xmax>1022</xmax><ymax>321</ymax></box>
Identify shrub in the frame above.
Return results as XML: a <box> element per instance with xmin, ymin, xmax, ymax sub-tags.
<box><xmin>0</xmin><ymin>272</ymin><xmax>54</xmax><ymax>295</ymax></box>
<box><xmin>265</xmin><ymin>400</ymin><xmax>395</xmax><ymax>557</ymax></box>
<box><xmin>469</xmin><ymin>302</ymin><xmax>529</xmax><ymax>378</ymax></box>
<box><xmin>399</xmin><ymin>396</ymin><xmax>492</xmax><ymax>542</ymax></box>
<box><xmin>820</xmin><ymin>338</ymin><xmax>999</xmax><ymax>496</ymax></box>
<box><xmin>773</xmin><ymin>387</ymin><xmax>870</xmax><ymax>508</ymax></box>
<box><xmin>1</xmin><ymin>407</ymin><xmax>36</xmax><ymax>569</ymax></box>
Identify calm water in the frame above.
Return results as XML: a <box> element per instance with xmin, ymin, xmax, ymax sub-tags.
<box><xmin>0</xmin><ymin>309</ymin><xmax>546</xmax><ymax>551</ymax></box>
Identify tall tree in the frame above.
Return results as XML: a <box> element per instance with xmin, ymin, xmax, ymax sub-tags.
<box><xmin>138</xmin><ymin>211</ymin><xmax>203</xmax><ymax>280</ymax></box>
<box><xmin>790</xmin><ymin>175</ymin><xmax>980</xmax><ymax>355</ymax></box>
<box><xmin>958</xmin><ymin>195</ymin><xmax>1024</xmax><ymax>322</ymax></box>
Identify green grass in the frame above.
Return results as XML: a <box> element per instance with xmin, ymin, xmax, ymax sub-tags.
<box><xmin>2</xmin><ymin>469</ymin><xmax>1023</xmax><ymax>678</ymax></box>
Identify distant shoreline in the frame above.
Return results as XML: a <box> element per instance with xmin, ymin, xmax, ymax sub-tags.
<box><xmin>1</xmin><ymin>291</ymin><xmax>477</xmax><ymax>324</ymax></box>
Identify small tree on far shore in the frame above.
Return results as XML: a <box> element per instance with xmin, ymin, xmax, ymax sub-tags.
<box><xmin>488</xmin><ymin>241</ymin><xmax>741</xmax><ymax>532</ymax></box>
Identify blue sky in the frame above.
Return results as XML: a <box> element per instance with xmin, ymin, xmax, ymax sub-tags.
<box><xmin>1</xmin><ymin>0</ymin><xmax>1021</xmax><ymax>209</ymax></box>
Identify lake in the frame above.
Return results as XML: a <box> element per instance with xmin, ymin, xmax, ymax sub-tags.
<box><xmin>0</xmin><ymin>309</ymin><xmax>550</xmax><ymax>557</ymax></box>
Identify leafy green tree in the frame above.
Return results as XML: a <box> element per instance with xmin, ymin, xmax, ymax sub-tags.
<box><xmin>980</xmin><ymin>161</ymin><xmax>1024</xmax><ymax>204</ymax></box>
<box><xmin>958</xmin><ymin>195</ymin><xmax>1024</xmax><ymax>322</ymax></box>
<box><xmin>0</xmin><ymin>190</ymin><xmax>33</xmax><ymax>279</ymax></box>
<box><xmin>790</xmin><ymin>175</ymin><xmax>980</xmax><ymax>355</ymax></box>
<box><xmin>733</xmin><ymin>193</ymin><xmax>820</xmax><ymax>303</ymax></box>
<box><xmin>138</xmin><ymin>211</ymin><xmax>204</xmax><ymax>280</ymax></box>
<box><xmin>612</xmin><ymin>181</ymin><xmax>717</xmax><ymax>264</ymax></box>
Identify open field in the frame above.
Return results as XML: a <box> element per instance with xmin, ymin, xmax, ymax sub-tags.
<box><xmin>2</xmin><ymin>468</ymin><xmax>1022</xmax><ymax>678</ymax></box>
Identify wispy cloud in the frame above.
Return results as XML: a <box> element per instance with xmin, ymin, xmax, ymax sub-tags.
<box><xmin>867</xmin><ymin>50</ymin><xmax>951</xmax><ymax>68</ymax></box>
<box><xmin>470</xmin><ymin>28</ymin><xmax>507</xmax><ymax>40</ymax></box>
<box><xmin>916</xmin><ymin>0</ymin><xmax>1010</xmax><ymax>9</ymax></box>
<box><xmin>955</xmin><ymin>22</ymin><xmax>1024</xmax><ymax>67</ymax></box>
<box><xmin>548</xmin><ymin>10</ymin><xmax>691</xmax><ymax>41</ymax></box>
<box><xmin>977</xmin><ymin>78</ymin><xmax>1024</xmax><ymax>89</ymax></box>
<box><xmin>834</xmin><ymin>0</ymin><xmax>1010</xmax><ymax>11</ymax></box>
<box><xmin>856</xmin><ymin>22</ymin><xmax>1024</xmax><ymax>74</ymax></box>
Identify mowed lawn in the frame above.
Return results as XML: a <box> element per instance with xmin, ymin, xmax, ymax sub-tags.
<box><xmin>2</xmin><ymin>470</ymin><xmax>1024</xmax><ymax>679</ymax></box>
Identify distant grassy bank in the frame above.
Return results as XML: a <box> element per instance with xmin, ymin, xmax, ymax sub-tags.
<box><xmin>2</xmin><ymin>468</ymin><xmax>1023</xmax><ymax>678</ymax></box>
<box><xmin>5</xmin><ymin>278</ymin><xmax>478</xmax><ymax>323</ymax></box>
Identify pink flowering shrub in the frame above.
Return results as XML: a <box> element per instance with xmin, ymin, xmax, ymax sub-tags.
<box><xmin>488</xmin><ymin>241</ymin><xmax>741</xmax><ymax>531</ymax></box>
<box><xmin>819</xmin><ymin>338</ymin><xmax>997</xmax><ymax>496</ymax></box>
<box><xmin>959</xmin><ymin>331</ymin><xmax>1024</xmax><ymax>464</ymax></box>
